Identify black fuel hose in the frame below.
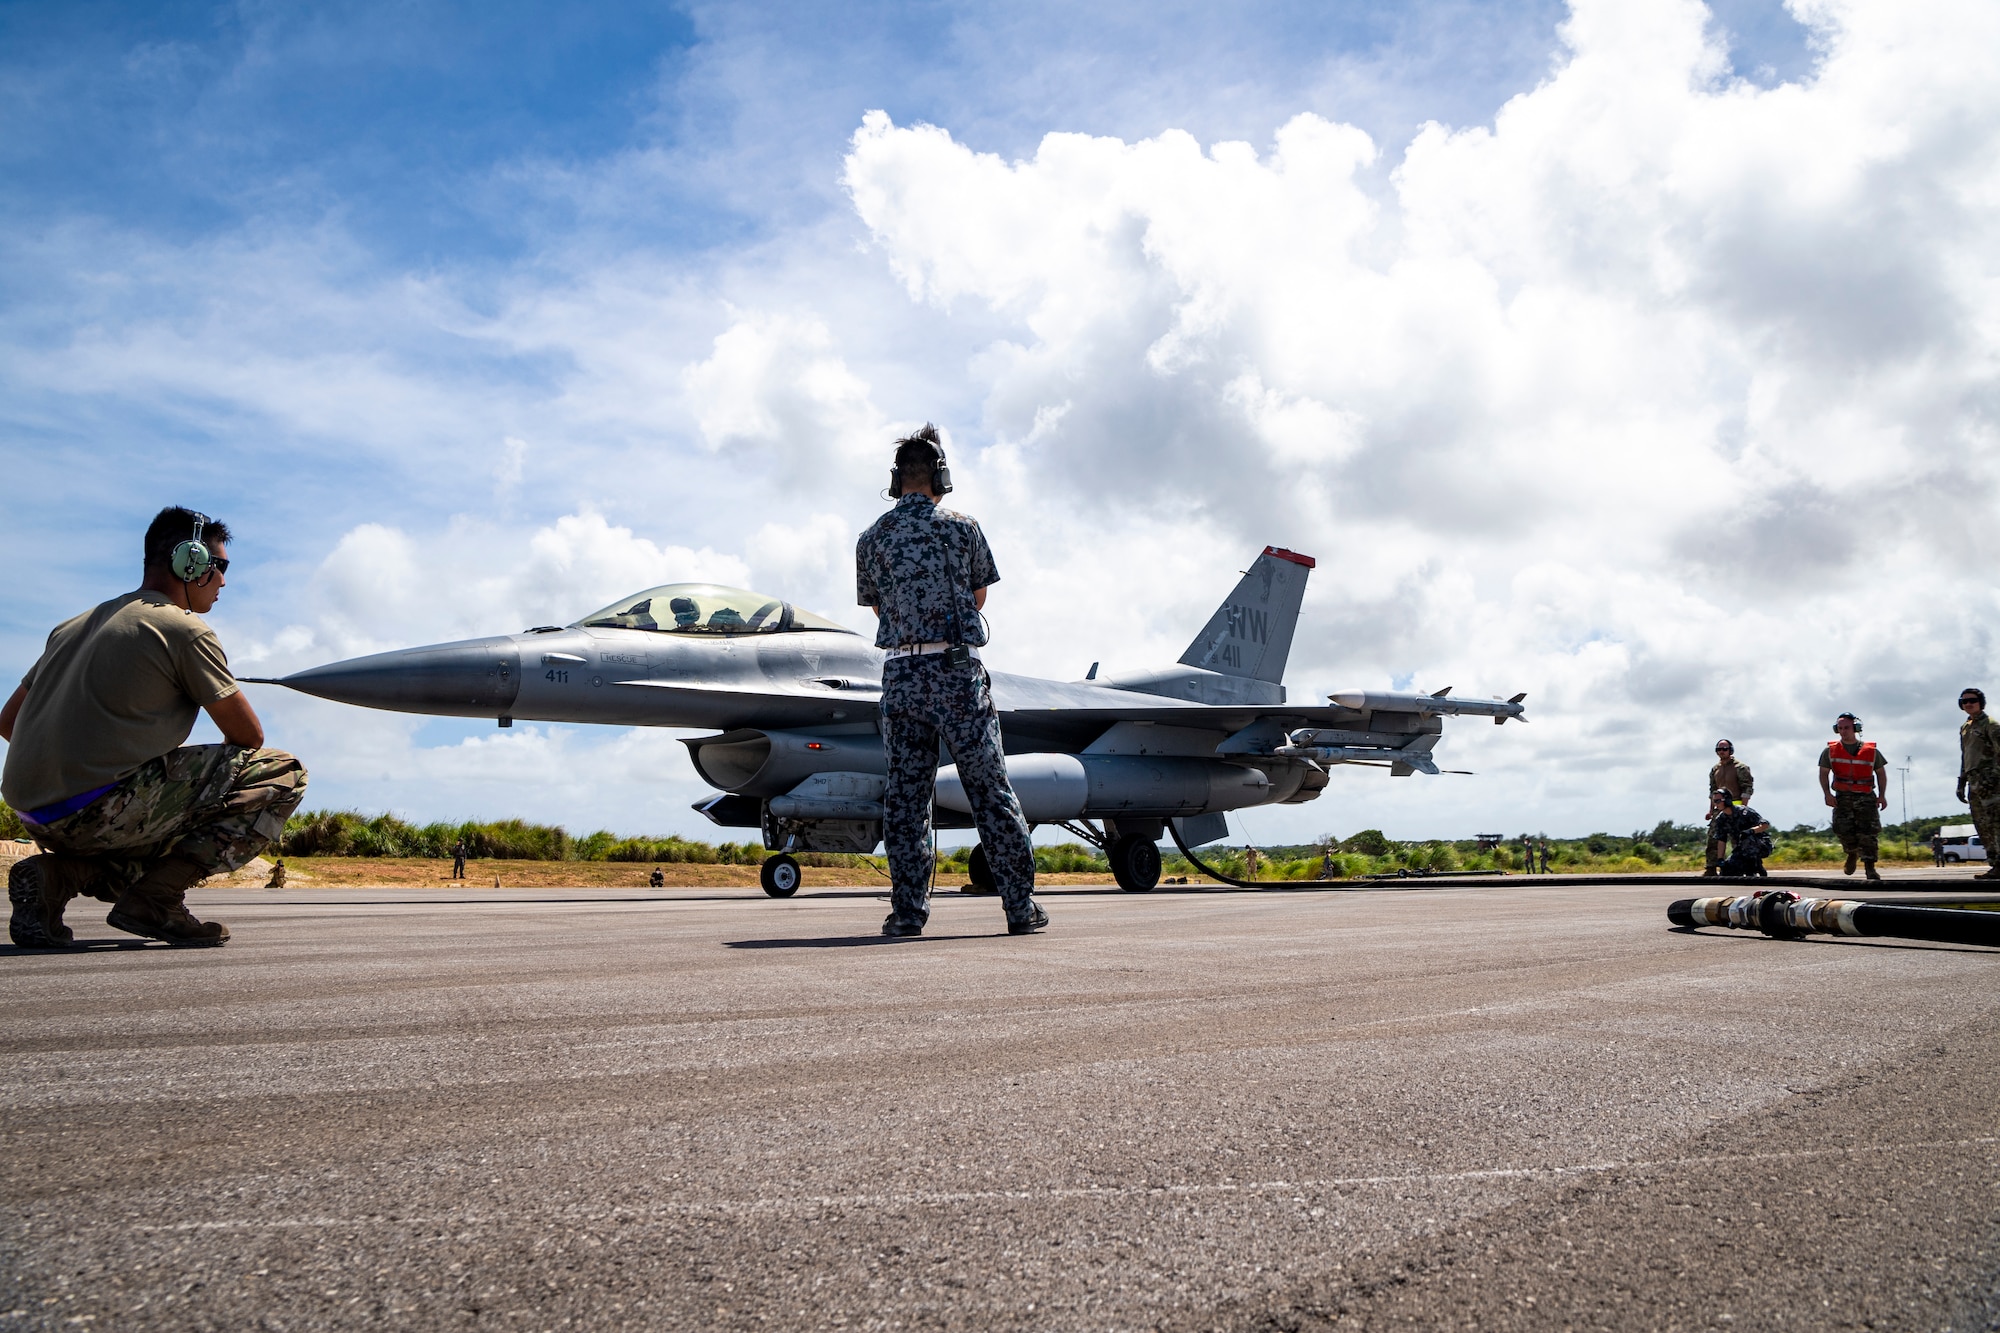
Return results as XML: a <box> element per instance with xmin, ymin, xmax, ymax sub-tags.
<box><xmin>1670</xmin><ymin>891</ymin><xmax>2000</xmax><ymax>947</ymax></box>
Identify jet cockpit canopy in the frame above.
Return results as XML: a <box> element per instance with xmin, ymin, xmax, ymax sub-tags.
<box><xmin>574</xmin><ymin>583</ymin><xmax>857</xmax><ymax>637</ymax></box>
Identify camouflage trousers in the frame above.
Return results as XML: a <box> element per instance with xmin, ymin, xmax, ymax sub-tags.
<box><xmin>1830</xmin><ymin>792</ymin><xmax>1881</xmax><ymax>861</ymax></box>
<box><xmin>26</xmin><ymin>745</ymin><xmax>308</xmax><ymax>898</ymax></box>
<box><xmin>880</xmin><ymin>655</ymin><xmax>1035</xmax><ymax>924</ymax></box>
<box><xmin>1968</xmin><ymin>783</ymin><xmax>2000</xmax><ymax>868</ymax></box>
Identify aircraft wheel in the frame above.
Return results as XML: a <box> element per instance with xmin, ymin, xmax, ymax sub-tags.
<box><xmin>760</xmin><ymin>854</ymin><xmax>802</xmax><ymax>898</ymax></box>
<box><xmin>1109</xmin><ymin>836</ymin><xmax>1161</xmax><ymax>893</ymax></box>
<box><xmin>965</xmin><ymin>844</ymin><xmax>998</xmax><ymax>895</ymax></box>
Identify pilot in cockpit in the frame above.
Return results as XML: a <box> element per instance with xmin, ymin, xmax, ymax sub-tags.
<box><xmin>706</xmin><ymin>606</ymin><xmax>747</xmax><ymax>631</ymax></box>
<box><xmin>669</xmin><ymin>596</ymin><xmax>700</xmax><ymax>630</ymax></box>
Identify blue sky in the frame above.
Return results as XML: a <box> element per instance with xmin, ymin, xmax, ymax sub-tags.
<box><xmin>4</xmin><ymin>0</ymin><xmax>1990</xmax><ymax>842</ymax></box>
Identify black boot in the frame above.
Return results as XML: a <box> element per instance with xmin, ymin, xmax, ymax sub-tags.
<box><xmin>106</xmin><ymin>856</ymin><xmax>229</xmax><ymax>946</ymax></box>
<box><xmin>1006</xmin><ymin>900</ymin><xmax>1049</xmax><ymax>935</ymax></box>
<box><xmin>7</xmin><ymin>854</ymin><xmax>110</xmax><ymax>949</ymax></box>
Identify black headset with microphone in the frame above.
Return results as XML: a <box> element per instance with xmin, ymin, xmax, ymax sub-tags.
<box><xmin>888</xmin><ymin>432</ymin><xmax>953</xmax><ymax>497</ymax></box>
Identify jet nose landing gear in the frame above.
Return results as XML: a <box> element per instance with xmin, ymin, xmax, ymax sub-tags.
<box><xmin>759</xmin><ymin>853</ymin><xmax>802</xmax><ymax>898</ymax></box>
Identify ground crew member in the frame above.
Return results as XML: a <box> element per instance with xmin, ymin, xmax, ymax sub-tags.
<box><xmin>1704</xmin><ymin>740</ymin><xmax>1753</xmax><ymax>876</ymax></box>
<box><xmin>856</xmin><ymin>425</ymin><xmax>1044</xmax><ymax>938</ymax></box>
<box><xmin>451</xmin><ymin>837</ymin><xmax>468</xmax><ymax>879</ymax></box>
<box><xmin>2</xmin><ymin>507</ymin><xmax>308</xmax><ymax>948</ymax></box>
<box><xmin>1956</xmin><ymin>687</ymin><xmax>2000</xmax><ymax>881</ymax></box>
<box><xmin>1713</xmin><ymin>795</ymin><xmax>1773</xmax><ymax>878</ymax></box>
<box><xmin>1818</xmin><ymin>711</ymin><xmax>1887</xmax><ymax>880</ymax></box>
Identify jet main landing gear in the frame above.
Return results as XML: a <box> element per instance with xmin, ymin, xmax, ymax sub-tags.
<box><xmin>760</xmin><ymin>853</ymin><xmax>801</xmax><ymax>898</ymax></box>
<box><xmin>963</xmin><ymin>844</ymin><xmax>998</xmax><ymax>895</ymax></box>
<box><xmin>1108</xmin><ymin>836</ymin><xmax>1161</xmax><ymax>893</ymax></box>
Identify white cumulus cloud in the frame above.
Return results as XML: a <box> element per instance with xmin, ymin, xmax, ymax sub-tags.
<box><xmin>841</xmin><ymin>0</ymin><xmax>2000</xmax><ymax>835</ymax></box>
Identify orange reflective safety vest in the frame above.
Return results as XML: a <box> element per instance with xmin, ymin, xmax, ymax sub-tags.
<box><xmin>1827</xmin><ymin>741</ymin><xmax>1879</xmax><ymax>794</ymax></box>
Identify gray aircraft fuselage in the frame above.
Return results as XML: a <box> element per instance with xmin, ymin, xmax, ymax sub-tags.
<box><xmin>261</xmin><ymin>551</ymin><xmax>1524</xmax><ymax>889</ymax></box>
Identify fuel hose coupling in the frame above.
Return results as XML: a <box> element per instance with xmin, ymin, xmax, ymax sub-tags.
<box><xmin>1668</xmin><ymin>891</ymin><xmax>2000</xmax><ymax>948</ymax></box>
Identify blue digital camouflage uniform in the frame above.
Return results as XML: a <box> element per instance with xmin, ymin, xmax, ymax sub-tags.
<box><xmin>1959</xmin><ymin>711</ymin><xmax>2000</xmax><ymax>869</ymax></box>
<box><xmin>1716</xmin><ymin>803</ymin><xmax>1772</xmax><ymax>877</ymax></box>
<box><xmin>857</xmin><ymin>492</ymin><xmax>1036</xmax><ymax>927</ymax></box>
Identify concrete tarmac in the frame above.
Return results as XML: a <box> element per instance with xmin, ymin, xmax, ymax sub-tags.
<box><xmin>4</xmin><ymin>881</ymin><xmax>1999</xmax><ymax>1331</ymax></box>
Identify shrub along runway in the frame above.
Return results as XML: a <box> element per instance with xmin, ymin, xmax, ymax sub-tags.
<box><xmin>4</xmin><ymin>882</ymin><xmax>1998</xmax><ymax>1330</ymax></box>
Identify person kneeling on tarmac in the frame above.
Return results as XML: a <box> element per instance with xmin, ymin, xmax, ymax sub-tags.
<box><xmin>2</xmin><ymin>507</ymin><xmax>308</xmax><ymax>948</ymax></box>
<box><xmin>1712</xmin><ymin>793</ymin><xmax>1773</xmax><ymax>878</ymax></box>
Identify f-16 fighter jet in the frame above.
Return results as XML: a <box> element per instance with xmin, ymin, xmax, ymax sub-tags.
<box><xmin>257</xmin><ymin>547</ymin><xmax>1525</xmax><ymax>896</ymax></box>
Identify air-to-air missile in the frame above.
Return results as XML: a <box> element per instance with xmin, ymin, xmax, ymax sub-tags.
<box><xmin>255</xmin><ymin>545</ymin><xmax>1527</xmax><ymax>897</ymax></box>
<box><xmin>1670</xmin><ymin>890</ymin><xmax>2000</xmax><ymax>947</ymax></box>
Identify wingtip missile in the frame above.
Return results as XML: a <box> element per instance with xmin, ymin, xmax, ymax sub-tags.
<box><xmin>1328</xmin><ymin>688</ymin><xmax>1528</xmax><ymax>723</ymax></box>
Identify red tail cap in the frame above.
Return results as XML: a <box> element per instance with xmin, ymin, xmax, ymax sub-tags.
<box><xmin>1263</xmin><ymin>546</ymin><xmax>1316</xmax><ymax>568</ymax></box>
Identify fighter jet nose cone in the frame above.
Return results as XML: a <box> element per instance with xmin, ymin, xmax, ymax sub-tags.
<box><xmin>280</xmin><ymin>635</ymin><xmax>523</xmax><ymax>717</ymax></box>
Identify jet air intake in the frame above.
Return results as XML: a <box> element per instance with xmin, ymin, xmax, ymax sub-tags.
<box><xmin>684</xmin><ymin>729</ymin><xmax>887</xmax><ymax>797</ymax></box>
<box><xmin>936</xmin><ymin>753</ymin><xmax>1271</xmax><ymax>822</ymax></box>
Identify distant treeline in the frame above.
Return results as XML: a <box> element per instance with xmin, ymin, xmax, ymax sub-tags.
<box><xmin>1</xmin><ymin>804</ymin><xmax>1968</xmax><ymax>873</ymax></box>
<box><xmin>277</xmin><ymin>810</ymin><xmax>769</xmax><ymax>864</ymax></box>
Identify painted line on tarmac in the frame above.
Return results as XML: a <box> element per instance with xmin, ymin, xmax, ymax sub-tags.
<box><xmin>105</xmin><ymin>1134</ymin><xmax>2000</xmax><ymax>1234</ymax></box>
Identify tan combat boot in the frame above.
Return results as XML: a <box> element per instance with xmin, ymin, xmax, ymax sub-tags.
<box><xmin>106</xmin><ymin>856</ymin><xmax>229</xmax><ymax>947</ymax></box>
<box><xmin>7</xmin><ymin>854</ymin><xmax>107</xmax><ymax>949</ymax></box>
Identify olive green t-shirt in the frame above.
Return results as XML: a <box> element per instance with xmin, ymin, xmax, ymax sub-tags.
<box><xmin>1</xmin><ymin>591</ymin><xmax>238</xmax><ymax>813</ymax></box>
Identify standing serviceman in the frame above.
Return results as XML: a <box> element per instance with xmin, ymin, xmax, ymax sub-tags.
<box><xmin>1955</xmin><ymin>688</ymin><xmax>2000</xmax><ymax>881</ymax></box>
<box><xmin>856</xmin><ymin>425</ymin><xmax>1045</xmax><ymax>938</ymax></box>
<box><xmin>2</xmin><ymin>507</ymin><xmax>308</xmax><ymax>948</ymax></box>
<box><xmin>1704</xmin><ymin>740</ymin><xmax>1754</xmax><ymax>877</ymax></box>
<box><xmin>1818</xmin><ymin>711</ymin><xmax>1888</xmax><ymax>881</ymax></box>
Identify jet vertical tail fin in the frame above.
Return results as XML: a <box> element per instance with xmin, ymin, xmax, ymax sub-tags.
<box><xmin>1178</xmin><ymin>547</ymin><xmax>1313</xmax><ymax>684</ymax></box>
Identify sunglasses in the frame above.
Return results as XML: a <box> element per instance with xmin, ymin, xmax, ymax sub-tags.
<box><xmin>207</xmin><ymin>557</ymin><xmax>230</xmax><ymax>576</ymax></box>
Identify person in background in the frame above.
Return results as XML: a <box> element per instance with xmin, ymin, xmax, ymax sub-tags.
<box><xmin>1819</xmin><ymin>712</ymin><xmax>1888</xmax><ymax>881</ymax></box>
<box><xmin>1956</xmin><ymin>687</ymin><xmax>2000</xmax><ymax>881</ymax></box>
<box><xmin>1705</xmin><ymin>740</ymin><xmax>1754</xmax><ymax>877</ymax></box>
<box><xmin>1715</xmin><ymin>796</ymin><xmax>1773</xmax><ymax>878</ymax></box>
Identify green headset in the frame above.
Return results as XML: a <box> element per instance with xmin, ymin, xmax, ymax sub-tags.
<box><xmin>170</xmin><ymin>511</ymin><xmax>217</xmax><ymax>584</ymax></box>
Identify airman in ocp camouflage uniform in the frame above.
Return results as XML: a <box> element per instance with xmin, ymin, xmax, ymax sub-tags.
<box><xmin>1957</xmin><ymin>688</ymin><xmax>2000</xmax><ymax>880</ymax></box>
<box><xmin>855</xmin><ymin>425</ymin><xmax>1044</xmax><ymax>938</ymax></box>
<box><xmin>1704</xmin><ymin>740</ymin><xmax>1753</xmax><ymax>876</ymax></box>
<box><xmin>3</xmin><ymin>507</ymin><xmax>307</xmax><ymax>948</ymax></box>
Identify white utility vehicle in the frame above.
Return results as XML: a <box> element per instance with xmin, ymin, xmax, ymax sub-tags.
<box><xmin>1938</xmin><ymin>825</ymin><xmax>1988</xmax><ymax>863</ymax></box>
